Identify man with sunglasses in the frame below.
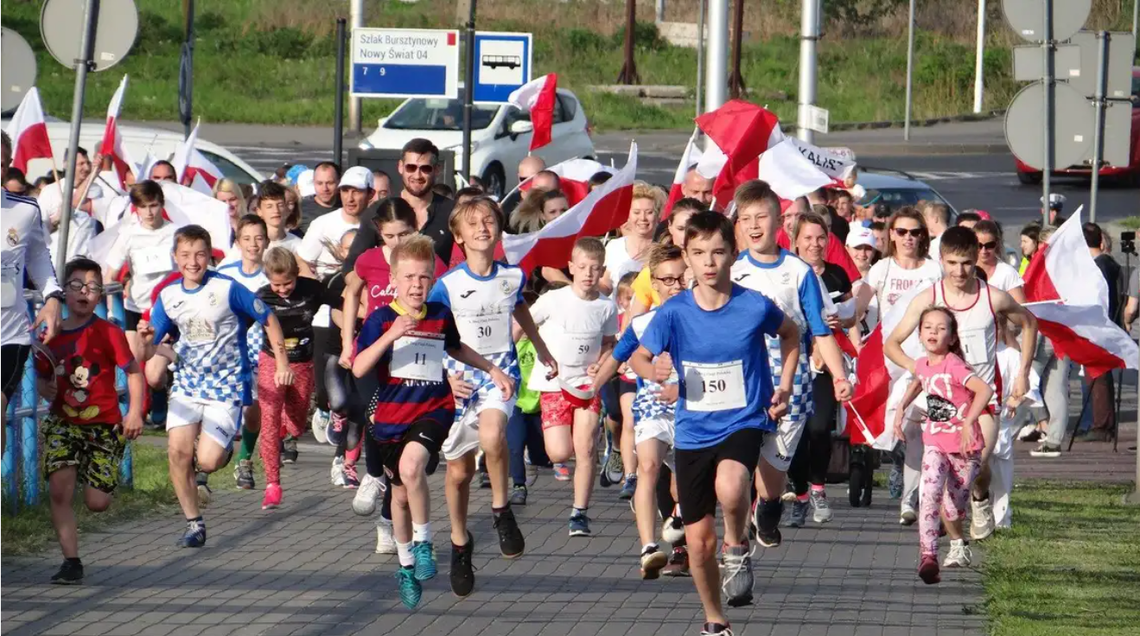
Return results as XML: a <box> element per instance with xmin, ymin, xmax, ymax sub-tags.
<box><xmin>344</xmin><ymin>139</ymin><xmax>455</xmax><ymax>272</ymax></box>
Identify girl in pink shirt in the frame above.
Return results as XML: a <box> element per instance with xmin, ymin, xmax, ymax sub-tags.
<box><xmin>893</xmin><ymin>307</ymin><xmax>993</xmax><ymax>585</ymax></box>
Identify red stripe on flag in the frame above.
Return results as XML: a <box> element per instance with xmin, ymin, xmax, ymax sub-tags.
<box><xmin>844</xmin><ymin>325</ymin><xmax>889</xmax><ymax>446</ymax></box>
<box><xmin>11</xmin><ymin>122</ymin><xmax>53</xmax><ymax>174</ymax></box>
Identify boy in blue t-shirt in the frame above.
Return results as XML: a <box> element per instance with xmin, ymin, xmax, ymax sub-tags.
<box><xmin>630</xmin><ymin>210</ymin><xmax>801</xmax><ymax>636</ymax></box>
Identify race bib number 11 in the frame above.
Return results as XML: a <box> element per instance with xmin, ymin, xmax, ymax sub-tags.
<box><xmin>391</xmin><ymin>336</ymin><xmax>445</xmax><ymax>382</ymax></box>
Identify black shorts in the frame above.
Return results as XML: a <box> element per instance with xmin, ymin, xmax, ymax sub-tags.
<box><xmin>124</xmin><ymin>310</ymin><xmax>143</xmax><ymax>332</ymax></box>
<box><xmin>1</xmin><ymin>344</ymin><xmax>31</xmax><ymax>401</ymax></box>
<box><xmin>600</xmin><ymin>377</ymin><xmax>637</xmax><ymax>418</ymax></box>
<box><xmin>675</xmin><ymin>427</ymin><xmax>764</xmax><ymax>525</ymax></box>
<box><xmin>374</xmin><ymin>419</ymin><xmax>449</xmax><ymax>486</ymax></box>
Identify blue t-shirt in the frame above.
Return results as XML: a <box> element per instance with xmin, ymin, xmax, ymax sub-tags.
<box><xmin>637</xmin><ymin>285</ymin><xmax>787</xmax><ymax>449</ymax></box>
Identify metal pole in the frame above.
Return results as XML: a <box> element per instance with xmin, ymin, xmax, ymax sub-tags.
<box><xmin>729</xmin><ymin>0</ymin><xmax>745</xmax><ymax>99</ymax></box>
<box><xmin>656</xmin><ymin>0</ymin><xmax>665</xmax><ymax>23</ymax></box>
<box><xmin>696</xmin><ymin>0</ymin><xmax>705</xmax><ymax>117</ymax></box>
<box><xmin>903</xmin><ymin>0</ymin><xmax>916</xmax><ymax>140</ymax></box>
<box><xmin>1132</xmin><ymin>365</ymin><xmax>1140</xmax><ymax>504</ymax></box>
<box><xmin>1042</xmin><ymin>0</ymin><xmax>1054</xmax><ymax>227</ymax></box>
<box><xmin>1133</xmin><ymin>0</ymin><xmax>1138</xmax><ymax>41</ymax></box>
<box><xmin>1089</xmin><ymin>31</ymin><xmax>1109</xmax><ymax>224</ymax></box>
<box><xmin>797</xmin><ymin>0</ymin><xmax>819</xmax><ymax>144</ymax></box>
<box><xmin>334</xmin><ymin>18</ymin><xmax>347</xmax><ymax>168</ymax></box>
<box><xmin>181</xmin><ymin>0</ymin><xmax>194</xmax><ymax>139</ymax></box>
<box><xmin>56</xmin><ymin>0</ymin><xmax>98</xmax><ymax>276</ymax></box>
<box><xmin>348</xmin><ymin>0</ymin><xmax>363</xmax><ymax>134</ymax></box>
<box><xmin>462</xmin><ymin>0</ymin><xmax>476</xmax><ymax>183</ymax></box>
<box><xmin>704</xmin><ymin>0</ymin><xmax>728</xmax><ymax>115</ymax></box>
<box><xmin>972</xmin><ymin>0</ymin><xmax>985</xmax><ymax>113</ymax></box>
<box><xmin>617</xmin><ymin>0</ymin><xmax>640</xmax><ymax>84</ymax></box>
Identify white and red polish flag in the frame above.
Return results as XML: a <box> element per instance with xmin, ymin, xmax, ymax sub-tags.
<box><xmin>662</xmin><ymin>128</ymin><xmax>703</xmax><ymax>219</ymax></box>
<box><xmin>695</xmin><ymin>100</ymin><xmax>784</xmax><ymax>210</ymax></box>
<box><xmin>1023</xmin><ymin>208</ymin><xmax>1138</xmax><ymax>378</ymax></box>
<box><xmin>99</xmin><ymin>75</ymin><xmax>135</xmax><ymax>188</ymax></box>
<box><xmin>171</xmin><ymin>121</ymin><xmax>224</xmax><ymax>188</ymax></box>
<box><xmin>5</xmin><ymin>88</ymin><xmax>54</xmax><ymax>174</ymax></box>
<box><xmin>503</xmin><ymin>143</ymin><xmax>637</xmax><ymax>272</ymax></box>
<box><xmin>515</xmin><ymin>157</ymin><xmax>615</xmax><ymax>207</ymax></box>
<box><xmin>508</xmin><ymin>73</ymin><xmax>558</xmax><ymax>151</ymax></box>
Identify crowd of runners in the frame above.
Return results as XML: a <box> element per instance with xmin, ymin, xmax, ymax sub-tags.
<box><xmin>3</xmin><ymin>127</ymin><xmax>1068</xmax><ymax>636</ymax></box>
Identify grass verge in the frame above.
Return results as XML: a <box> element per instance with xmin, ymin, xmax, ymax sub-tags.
<box><xmin>983</xmin><ymin>481</ymin><xmax>1140</xmax><ymax>636</ymax></box>
<box><xmin>1119</xmin><ymin>216</ymin><xmax>1140</xmax><ymax>230</ymax></box>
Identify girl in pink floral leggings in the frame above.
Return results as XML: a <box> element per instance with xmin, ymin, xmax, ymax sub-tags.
<box><xmin>893</xmin><ymin>307</ymin><xmax>993</xmax><ymax>585</ymax></box>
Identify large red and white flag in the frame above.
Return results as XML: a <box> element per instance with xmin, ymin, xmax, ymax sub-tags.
<box><xmin>662</xmin><ymin>128</ymin><xmax>703</xmax><ymax>219</ymax></box>
<box><xmin>514</xmin><ymin>157</ymin><xmax>615</xmax><ymax>208</ymax></box>
<box><xmin>1023</xmin><ymin>208</ymin><xmax>1137</xmax><ymax>378</ymax></box>
<box><xmin>89</xmin><ymin>181</ymin><xmax>231</xmax><ymax>265</ymax></box>
<box><xmin>171</xmin><ymin>121</ymin><xmax>224</xmax><ymax>188</ymax></box>
<box><xmin>503</xmin><ymin>143</ymin><xmax>637</xmax><ymax>271</ymax></box>
<box><xmin>99</xmin><ymin>75</ymin><xmax>135</xmax><ymax>189</ymax></box>
<box><xmin>5</xmin><ymin>88</ymin><xmax>54</xmax><ymax>174</ymax></box>
<box><xmin>695</xmin><ymin>100</ymin><xmax>784</xmax><ymax>209</ymax></box>
<box><xmin>509</xmin><ymin>73</ymin><xmax>558</xmax><ymax>151</ymax></box>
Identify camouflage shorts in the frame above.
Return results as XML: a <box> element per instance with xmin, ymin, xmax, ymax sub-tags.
<box><xmin>43</xmin><ymin>416</ymin><xmax>125</xmax><ymax>493</ymax></box>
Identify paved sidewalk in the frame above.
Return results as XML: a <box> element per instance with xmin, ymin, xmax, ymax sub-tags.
<box><xmin>2</xmin><ymin>441</ymin><xmax>984</xmax><ymax>636</ymax></box>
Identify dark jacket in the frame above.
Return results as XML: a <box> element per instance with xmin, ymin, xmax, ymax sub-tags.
<box><xmin>343</xmin><ymin>193</ymin><xmax>455</xmax><ymax>273</ymax></box>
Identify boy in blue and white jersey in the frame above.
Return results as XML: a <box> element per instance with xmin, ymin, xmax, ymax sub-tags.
<box><xmin>729</xmin><ymin>183</ymin><xmax>851</xmax><ymax>548</ymax></box>
<box><xmin>142</xmin><ymin>225</ymin><xmax>291</xmax><ymax>548</ymax></box>
<box><xmin>628</xmin><ymin>210</ymin><xmax>801</xmax><ymax>634</ymax></box>
<box><xmin>428</xmin><ymin>197</ymin><xmax>557</xmax><ymax>597</ymax></box>
<box><xmin>217</xmin><ymin>214</ymin><xmax>271</xmax><ymax>491</ymax></box>
<box><xmin>592</xmin><ymin>243</ymin><xmax>688</xmax><ymax>580</ymax></box>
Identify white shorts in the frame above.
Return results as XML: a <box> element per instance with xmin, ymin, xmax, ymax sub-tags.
<box><xmin>441</xmin><ymin>391</ymin><xmax>516</xmax><ymax>462</ymax></box>
<box><xmin>634</xmin><ymin>415</ymin><xmax>675</xmax><ymax>471</ymax></box>
<box><xmin>167</xmin><ymin>394</ymin><xmax>241</xmax><ymax>449</ymax></box>
<box><xmin>760</xmin><ymin>414</ymin><xmax>807</xmax><ymax>473</ymax></box>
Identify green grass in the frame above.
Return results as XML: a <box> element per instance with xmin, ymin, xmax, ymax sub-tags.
<box><xmin>983</xmin><ymin>481</ymin><xmax>1140</xmax><ymax>636</ymax></box>
<box><xmin>1</xmin><ymin>0</ymin><xmax>1019</xmax><ymax>130</ymax></box>
<box><xmin>1120</xmin><ymin>216</ymin><xmax>1140</xmax><ymax>230</ymax></box>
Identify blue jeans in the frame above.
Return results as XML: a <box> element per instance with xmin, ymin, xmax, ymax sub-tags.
<box><xmin>507</xmin><ymin>409</ymin><xmax>548</xmax><ymax>486</ymax></box>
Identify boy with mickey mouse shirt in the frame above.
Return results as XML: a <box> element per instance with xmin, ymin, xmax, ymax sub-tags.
<box><xmin>35</xmin><ymin>257</ymin><xmax>146</xmax><ymax>585</ymax></box>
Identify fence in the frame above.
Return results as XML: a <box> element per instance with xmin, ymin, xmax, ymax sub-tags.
<box><xmin>1</xmin><ymin>284</ymin><xmax>134</xmax><ymax>514</ymax></box>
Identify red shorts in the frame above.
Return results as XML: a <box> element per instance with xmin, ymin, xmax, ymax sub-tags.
<box><xmin>540</xmin><ymin>391</ymin><xmax>601</xmax><ymax>430</ymax></box>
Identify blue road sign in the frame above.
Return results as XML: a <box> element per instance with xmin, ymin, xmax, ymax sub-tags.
<box><xmin>351</xmin><ymin>28</ymin><xmax>460</xmax><ymax>99</ymax></box>
<box><xmin>472</xmin><ymin>31</ymin><xmax>532</xmax><ymax>104</ymax></box>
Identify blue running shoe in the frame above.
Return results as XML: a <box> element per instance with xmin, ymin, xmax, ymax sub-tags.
<box><xmin>569</xmin><ymin>512</ymin><xmax>591</xmax><ymax>537</ymax></box>
<box><xmin>411</xmin><ymin>541</ymin><xmax>437</xmax><ymax>581</ymax></box>
<box><xmin>618</xmin><ymin>474</ymin><xmax>637</xmax><ymax>500</ymax></box>
<box><xmin>179</xmin><ymin>519</ymin><xmax>206</xmax><ymax>548</ymax></box>
<box><xmin>395</xmin><ymin>566</ymin><xmax>422</xmax><ymax>608</ymax></box>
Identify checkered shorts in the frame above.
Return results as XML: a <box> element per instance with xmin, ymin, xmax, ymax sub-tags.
<box><xmin>765</xmin><ymin>335</ymin><xmax>813</xmax><ymax>424</ymax></box>
<box><xmin>444</xmin><ymin>351</ymin><xmax>520</xmax><ymax>422</ymax></box>
<box><xmin>632</xmin><ymin>381</ymin><xmax>675</xmax><ymax>423</ymax></box>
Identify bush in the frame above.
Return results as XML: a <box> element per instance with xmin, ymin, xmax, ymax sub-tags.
<box><xmin>565</xmin><ymin>28</ymin><xmax>610</xmax><ymax>52</ymax></box>
<box><xmin>610</xmin><ymin>21</ymin><xmax>667</xmax><ymax>51</ymax></box>
<box><xmin>250</xmin><ymin>27</ymin><xmax>312</xmax><ymax>60</ymax></box>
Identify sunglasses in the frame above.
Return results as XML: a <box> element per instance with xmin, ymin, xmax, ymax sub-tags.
<box><xmin>403</xmin><ymin>163</ymin><xmax>435</xmax><ymax>175</ymax></box>
<box><xmin>979</xmin><ymin>240</ymin><xmax>999</xmax><ymax>250</ymax></box>
<box><xmin>892</xmin><ymin>227</ymin><xmax>924</xmax><ymax>238</ymax></box>
<box><xmin>653</xmin><ymin>275</ymin><xmax>685</xmax><ymax>287</ymax></box>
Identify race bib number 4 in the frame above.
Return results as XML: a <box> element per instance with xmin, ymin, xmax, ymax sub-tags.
<box><xmin>391</xmin><ymin>336</ymin><xmax>445</xmax><ymax>382</ymax></box>
<box><xmin>683</xmin><ymin>360</ymin><xmax>747</xmax><ymax>412</ymax></box>
<box><xmin>458</xmin><ymin>313</ymin><xmax>511</xmax><ymax>356</ymax></box>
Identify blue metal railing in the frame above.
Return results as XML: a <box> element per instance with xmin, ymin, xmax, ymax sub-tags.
<box><xmin>1</xmin><ymin>284</ymin><xmax>134</xmax><ymax>514</ymax></box>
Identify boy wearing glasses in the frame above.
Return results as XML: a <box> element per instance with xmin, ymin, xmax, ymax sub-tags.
<box><xmin>730</xmin><ymin>181</ymin><xmax>851</xmax><ymax>557</ymax></box>
<box><xmin>35</xmin><ymin>258</ymin><xmax>146</xmax><ymax>584</ymax></box>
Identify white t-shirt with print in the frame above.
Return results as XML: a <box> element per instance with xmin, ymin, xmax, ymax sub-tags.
<box><xmin>528</xmin><ymin>286</ymin><xmax>620</xmax><ymax>391</ymax></box>
<box><xmin>105</xmin><ymin>222</ymin><xmax>178</xmax><ymax>313</ymax></box>
<box><xmin>985</xmin><ymin>260</ymin><xmax>1024</xmax><ymax>294</ymax></box>
<box><xmin>866</xmin><ymin>257</ymin><xmax>943</xmax><ymax>319</ymax></box>
<box><xmin>298</xmin><ymin>210</ymin><xmax>359</xmax><ymax>279</ymax></box>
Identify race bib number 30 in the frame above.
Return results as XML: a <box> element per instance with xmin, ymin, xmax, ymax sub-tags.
<box><xmin>391</xmin><ymin>336</ymin><xmax>445</xmax><ymax>382</ymax></box>
<box><xmin>683</xmin><ymin>360</ymin><xmax>747</xmax><ymax>412</ymax></box>
<box><xmin>458</xmin><ymin>313</ymin><xmax>510</xmax><ymax>356</ymax></box>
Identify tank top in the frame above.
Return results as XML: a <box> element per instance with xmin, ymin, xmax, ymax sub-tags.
<box><xmin>932</xmin><ymin>279</ymin><xmax>1001</xmax><ymax>406</ymax></box>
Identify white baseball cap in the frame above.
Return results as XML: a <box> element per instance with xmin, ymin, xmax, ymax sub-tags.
<box><xmin>339</xmin><ymin>166</ymin><xmax>373</xmax><ymax>191</ymax></box>
<box><xmin>846</xmin><ymin>225</ymin><xmax>875</xmax><ymax>249</ymax></box>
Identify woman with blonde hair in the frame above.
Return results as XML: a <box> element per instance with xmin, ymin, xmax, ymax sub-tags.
<box><xmin>213</xmin><ymin>178</ymin><xmax>246</xmax><ymax>241</ymax></box>
<box><xmin>599</xmin><ymin>181</ymin><xmax>664</xmax><ymax>297</ymax></box>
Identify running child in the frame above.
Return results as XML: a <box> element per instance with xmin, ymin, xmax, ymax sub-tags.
<box><xmin>628</xmin><ymin>210</ymin><xmax>801</xmax><ymax>634</ymax></box>
<box><xmin>217</xmin><ymin>215</ymin><xmax>270</xmax><ymax>491</ymax></box>
<box><xmin>730</xmin><ymin>181</ymin><xmax>852</xmax><ymax>546</ymax></box>
<box><xmin>352</xmin><ymin>234</ymin><xmax>513</xmax><ymax>609</ymax></box>
<box><xmin>429</xmin><ymin>196</ymin><xmax>558</xmax><ymax>596</ymax></box>
<box><xmin>602</xmin><ymin>270</ymin><xmax>640</xmax><ymax>501</ymax></box>
<box><xmin>506</xmin><ymin>313</ymin><xmax>550</xmax><ymax>507</ymax></box>
<box><xmin>528</xmin><ymin>237</ymin><xmax>619</xmax><ymax>538</ymax></box>
<box><xmin>256</xmin><ymin>247</ymin><xmax>325</xmax><ymax>509</ymax></box>
<box><xmin>254</xmin><ymin>181</ymin><xmax>311</xmax><ymax>274</ymax></box>
<box><xmin>141</xmin><ymin>225</ymin><xmax>292</xmax><ymax>547</ymax></box>
<box><xmin>35</xmin><ymin>257</ymin><xmax>145</xmax><ymax>584</ymax></box>
<box><xmin>892</xmin><ymin>307</ymin><xmax>993</xmax><ymax>584</ymax></box>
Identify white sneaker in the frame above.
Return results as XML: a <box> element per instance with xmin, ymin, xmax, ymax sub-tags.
<box><xmin>375</xmin><ymin>517</ymin><xmax>397</xmax><ymax>554</ymax></box>
<box><xmin>942</xmin><ymin>539</ymin><xmax>972</xmax><ymax>568</ymax></box>
<box><xmin>1016</xmin><ymin>423</ymin><xmax>1037</xmax><ymax>440</ymax></box>
<box><xmin>971</xmin><ymin>497</ymin><xmax>995</xmax><ymax>541</ymax></box>
<box><xmin>353</xmin><ymin>473</ymin><xmax>383</xmax><ymax>516</ymax></box>
<box><xmin>661</xmin><ymin>516</ymin><xmax>686</xmax><ymax>545</ymax></box>
<box><xmin>899</xmin><ymin>502</ymin><xmax>917</xmax><ymax>526</ymax></box>
<box><xmin>330</xmin><ymin>456</ymin><xmax>346</xmax><ymax>487</ymax></box>
<box><xmin>311</xmin><ymin>409</ymin><xmax>330</xmax><ymax>445</ymax></box>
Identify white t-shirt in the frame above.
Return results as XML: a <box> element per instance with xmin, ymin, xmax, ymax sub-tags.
<box><xmin>985</xmin><ymin>260</ymin><xmax>1024</xmax><ymax>294</ymax></box>
<box><xmin>105</xmin><ymin>222</ymin><xmax>178</xmax><ymax>313</ymax></box>
<box><xmin>298</xmin><ymin>210</ymin><xmax>359</xmax><ymax>279</ymax></box>
<box><xmin>866</xmin><ymin>257</ymin><xmax>943</xmax><ymax>319</ymax></box>
<box><xmin>528</xmin><ymin>286</ymin><xmax>620</xmax><ymax>391</ymax></box>
<box><xmin>221</xmin><ymin>232</ymin><xmax>304</xmax><ymax>266</ymax></box>
<box><xmin>929</xmin><ymin>233</ymin><xmax>943</xmax><ymax>260</ymax></box>
<box><xmin>604</xmin><ymin>237</ymin><xmax>648</xmax><ymax>299</ymax></box>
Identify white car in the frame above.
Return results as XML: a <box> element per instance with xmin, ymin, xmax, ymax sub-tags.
<box><xmin>361</xmin><ymin>85</ymin><xmax>596</xmax><ymax>198</ymax></box>
<box><xmin>5</xmin><ymin>119</ymin><xmax>265</xmax><ymax>187</ymax></box>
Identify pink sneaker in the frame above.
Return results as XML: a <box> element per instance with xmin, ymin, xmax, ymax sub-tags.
<box><xmin>553</xmin><ymin>463</ymin><xmax>571</xmax><ymax>481</ymax></box>
<box><xmin>343</xmin><ymin>463</ymin><xmax>360</xmax><ymax>489</ymax></box>
<box><xmin>918</xmin><ymin>554</ymin><xmax>940</xmax><ymax>584</ymax></box>
<box><xmin>262</xmin><ymin>483</ymin><xmax>283</xmax><ymax>510</ymax></box>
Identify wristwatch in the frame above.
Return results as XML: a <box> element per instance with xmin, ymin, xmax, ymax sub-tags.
<box><xmin>44</xmin><ymin>290</ymin><xmax>65</xmax><ymax>305</ymax></box>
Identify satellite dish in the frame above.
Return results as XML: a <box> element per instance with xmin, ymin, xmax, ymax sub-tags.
<box><xmin>40</xmin><ymin>0</ymin><xmax>138</xmax><ymax>72</ymax></box>
<box><xmin>1001</xmin><ymin>0</ymin><xmax>1091</xmax><ymax>43</ymax></box>
<box><xmin>1004</xmin><ymin>81</ymin><xmax>1093</xmax><ymax>171</ymax></box>
<box><xmin>1</xmin><ymin>28</ymin><xmax>38</xmax><ymax>113</ymax></box>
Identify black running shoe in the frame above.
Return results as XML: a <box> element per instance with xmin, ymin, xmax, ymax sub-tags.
<box><xmin>282</xmin><ymin>436</ymin><xmax>299</xmax><ymax>464</ymax></box>
<box><xmin>50</xmin><ymin>559</ymin><xmax>83</xmax><ymax>585</ymax></box>
<box><xmin>494</xmin><ymin>507</ymin><xmax>525</xmax><ymax>558</ymax></box>
<box><xmin>449</xmin><ymin>533</ymin><xmax>475</xmax><ymax>598</ymax></box>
